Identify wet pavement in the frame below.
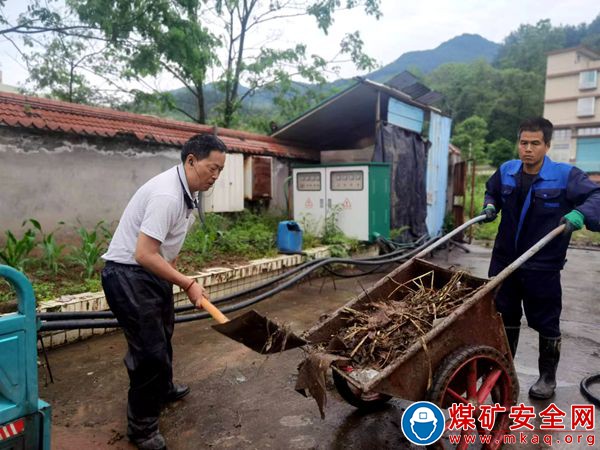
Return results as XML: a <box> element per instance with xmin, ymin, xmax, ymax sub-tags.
<box><xmin>39</xmin><ymin>243</ymin><xmax>600</xmax><ymax>449</ymax></box>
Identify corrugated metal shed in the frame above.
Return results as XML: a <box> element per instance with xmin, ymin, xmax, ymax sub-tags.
<box><xmin>426</xmin><ymin>112</ymin><xmax>453</xmax><ymax>235</ymax></box>
<box><xmin>387</xmin><ymin>98</ymin><xmax>424</xmax><ymax>133</ymax></box>
<box><xmin>271</xmin><ymin>77</ymin><xmax>446</xmax><ymax>150</ymax></box>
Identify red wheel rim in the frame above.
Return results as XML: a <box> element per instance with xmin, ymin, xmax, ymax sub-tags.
<box><xmin>439</xmin><ymin>354</ymin><xmax>514</xmax><ymax>450</ymax></box>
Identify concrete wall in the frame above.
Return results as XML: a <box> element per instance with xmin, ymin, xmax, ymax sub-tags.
<box><xmin>544</xmin><ymin>98</ymin><xmax>600</xmax><ymax>125</ymax></box>
<box><xmin>546</xmin><ymin>50</ymin><xmax>600</xmax><ymax>76</ymax></box>
<box><xmin>545</xmin><ymin>50</ymin><xmax>600</xmax><ymax>127</ymax></box>
<box><xmin>0</xmin><ymin>127</ymin><xmax>291</xmax><ymax>237</ymax></box>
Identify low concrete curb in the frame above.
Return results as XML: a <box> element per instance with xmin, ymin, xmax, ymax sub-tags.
<box><xmin>38</xmin><ymin>247</ymin><xmax>332</xmax><ymax>349</ymax></box>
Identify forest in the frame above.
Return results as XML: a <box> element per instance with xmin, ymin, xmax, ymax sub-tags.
<box><xmin>2</xmin><ymin>2</ymin><xmax>600</xmax><ymax>165</ymax></box>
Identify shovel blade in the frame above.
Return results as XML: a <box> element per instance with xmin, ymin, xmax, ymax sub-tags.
<box><xmin>212</xmin><ymin>309</ymin><xmax>307</xmax><ymax>354</ymax></box>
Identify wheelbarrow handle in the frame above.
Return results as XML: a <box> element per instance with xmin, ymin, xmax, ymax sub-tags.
<box><xmin>481</xmin><ymin>223</ymin><xmax>566</xmax><ymax>295</ymax></box>
<box><xmin>197</xmin><ymin>296</ymin><xmax>229</xmax><ymax>324</ymax></box>
<box><xmin>414</xmin><ymin>214</ymin><xmax>487</xmax><ymax>259</ymax></box>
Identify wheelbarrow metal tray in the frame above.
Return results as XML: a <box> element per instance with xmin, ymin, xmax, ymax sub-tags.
<box><xmin>303</xmin><ymin>258</ymin><xmax>511</xmax><ymax>400</ymax></box>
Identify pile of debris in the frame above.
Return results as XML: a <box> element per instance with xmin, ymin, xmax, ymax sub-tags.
<box><xmin>295</xmin><ymin>270</ymin><xmax>477</xmax><ymax>418</ymax></box>
<box><xmin>332</xmin><ymin>270</ymin><xmax>475</xmax><ymax>369</ymax></box>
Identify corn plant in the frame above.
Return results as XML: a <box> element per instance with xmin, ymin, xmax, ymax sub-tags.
<box><xmin>321</xmin><ymin>204</ymin><xmax>358</xmax><ymax>257</ymax></box>
<box><xmin>29</xmin><ymin>219</ymin><xmax>66</xmax><ymax>274</ymax></box>
<box><xmin>0</xmin><ymin>222</ymin><xmax>37</xmax><ymax>271</ymax></box>
<box><xmin>70</xmin><ymin>221</ymin><xmax>110</xmax><ymax>279</ymax></box>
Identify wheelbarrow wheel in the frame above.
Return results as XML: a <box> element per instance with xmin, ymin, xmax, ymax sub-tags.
<box><xmin>426</xmin><ymin>345</ymin><xmax>518</xmax><ymax>450</ymax></box>
<box><xmin>332</xmin><ymin>368</ymin><xmax>391</xmax><ymax>411</ymax></box>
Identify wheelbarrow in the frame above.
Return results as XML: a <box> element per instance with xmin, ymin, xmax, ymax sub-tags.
<box><xmin>299</xmin><ymin>220</ymin><xmax>566</xmax><ymax>449</ymax></box>
<box><xmin>209</xmin><ymin>215</ymin><xmax>486</xmax><ymax>354</ymax></box>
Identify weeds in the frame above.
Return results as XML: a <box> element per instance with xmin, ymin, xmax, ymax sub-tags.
<box><xmin>297</xmin><ymin>205</ymin><xmax>358</xmax><ymax>257</ymax></box>
<box><xmin>70</xmin><ymin>221</ymin><xmax>111</xmax><ymax>279</ymax></box>
<box><xmin>30</xmin><ymin>220</ymin><xmax>66</xmax><ymax>274</ymax></box>
<box><xmin>0</xmin><ymin>221</ymin><xmax>37</xmax><ymax>271</ymax></box>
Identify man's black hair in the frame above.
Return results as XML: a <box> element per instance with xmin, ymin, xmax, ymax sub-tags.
<box><xmin>518</xmin><ymin>117</ymin><xmax>554</xmax><ymax>145</ymax></box>
<box><xmin>181</xmin><ymin>133</ymin><xmax>227</xmax><ymax>162</ymax></box>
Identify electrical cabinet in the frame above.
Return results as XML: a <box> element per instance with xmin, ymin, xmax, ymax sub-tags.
<box><xmin>203</xmin><ymin>153</ymin><xmax>244</xmax><ymax>213</ymax></box>
<box><xmin>292</xmin><ymin>163</ymin><xmax>390</xmax><ymax>242</ymax></box>
<box><xmin>244</xmin><ymin>156</ymin><xmax>272</xmax><ymax>200</ymax></box>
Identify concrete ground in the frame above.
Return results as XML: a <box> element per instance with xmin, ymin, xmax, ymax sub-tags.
<box><xmin>39</xmin><ymin>243</ymin><xmax>600</xmax><ymax>449</ymax></box>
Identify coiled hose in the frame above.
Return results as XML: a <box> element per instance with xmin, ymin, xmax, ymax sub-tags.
<box><xmin>39</xmin><ymin>234</ymin><xmax>439</xmax><ymax>331</ymax></box>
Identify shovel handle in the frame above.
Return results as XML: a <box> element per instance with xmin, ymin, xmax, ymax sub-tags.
<box><xmin>481</xmin><ymin>223</ymin><xmax>566</xmax><ymax>295</ymax></box>
<box><xmin>197</xmin><ymin>296</ymin><xmax>229</xmax><ymax>324</ymax></box>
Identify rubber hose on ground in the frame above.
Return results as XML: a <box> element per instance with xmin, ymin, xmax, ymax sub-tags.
<box><xmin>580</xmin><ymin>373</ymin><xmax>600</xmax><ymax>407</ymax></box>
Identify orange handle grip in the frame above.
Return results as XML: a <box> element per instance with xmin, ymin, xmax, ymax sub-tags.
<box><xmin>198</xmin><ymin>296</ymin><xmax>229</xmax><ymax>324</ymax></box>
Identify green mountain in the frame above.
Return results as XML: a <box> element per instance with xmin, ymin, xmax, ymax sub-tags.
<box><xmin>368</xmin><ymin>34</ymin><xmax>500</xmax><ymax>82</ymax></box>
<box><xmin>168</xmin><ymin>33</ymin><xmax>500</xmax><ymax>121</ymax></box>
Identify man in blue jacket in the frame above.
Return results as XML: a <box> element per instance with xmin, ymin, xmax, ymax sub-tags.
<box><xmin>481</xmin><ymin>117</ymin><xmax>600</xmax><ymax>399</ymax></box>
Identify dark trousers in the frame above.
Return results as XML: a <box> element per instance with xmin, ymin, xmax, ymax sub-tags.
<box><xmin>489</xmin><ymin>259</ymin><xmax>562</xmax><ymax>338</ymax></box>
<box><xmin>101</xmin><ymin>261</ymin><xmax>175</xmax><ymax>438</ymax></box>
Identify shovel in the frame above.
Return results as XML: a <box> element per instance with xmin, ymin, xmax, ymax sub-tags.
<box><xmin>197</xmin><ymin>296</ymin><xmax>307</xmax><ymax>354</ymax></box>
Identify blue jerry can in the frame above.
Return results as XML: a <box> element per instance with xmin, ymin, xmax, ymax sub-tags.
<box><xmin>277</xmin><ymin>221</ymin><xmax>303</xmax><ymax>254</ymax></box>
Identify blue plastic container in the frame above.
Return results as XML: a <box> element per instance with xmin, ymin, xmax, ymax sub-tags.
<box><xmin>277</xmin><ymin>221</ymin><xmax>303</xmax><ymax>254</ymax></box>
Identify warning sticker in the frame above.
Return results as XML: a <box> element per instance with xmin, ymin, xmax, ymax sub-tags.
<box><xmin>305</xmin><ymin>198</ymin><xmax>313</xmax><ymax>209</ymax></box>
<box><xmin>342</xmin><ymin>198</ymin><xmax>352</xmax><ymax>209</ymax></box>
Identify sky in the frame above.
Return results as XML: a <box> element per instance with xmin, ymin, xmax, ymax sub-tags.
<box><xmin>1</xmin><ymin>0</ymin><xmax>599</xmax><ymax>90</ymax></box>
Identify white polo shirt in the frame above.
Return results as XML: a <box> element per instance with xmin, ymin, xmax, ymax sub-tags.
<box><xmin>102</xmin><ymin>164</ymin><xmax>196</xmax><ymax>265</ymax></box>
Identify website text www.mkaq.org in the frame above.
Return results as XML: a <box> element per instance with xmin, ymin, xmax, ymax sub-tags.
<box><xmin>444</xmin><ymin>402</ymin><xmax>596</xmax><ymax>447</ymax></box>
<box><xmin>448</xmin><ymin>431</ymin><xmax>595</xmax><ymax>447</ymax></box>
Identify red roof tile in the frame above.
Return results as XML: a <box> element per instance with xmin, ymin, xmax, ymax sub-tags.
<box><xmin>0</xmin><ymin>92</ymin><xmax>318</xmax><ymax>161</ymax></box>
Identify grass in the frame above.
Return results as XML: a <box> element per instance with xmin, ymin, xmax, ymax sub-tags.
<box><xmin>1</xmin><ymin>209</ymin><xmax>361</xmax><ymax>305</ymax></box>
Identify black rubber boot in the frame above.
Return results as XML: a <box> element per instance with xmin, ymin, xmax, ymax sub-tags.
<box><xmin>529</xmin><ymin>335</ymin><xmax>561</xmax><ymax>400</ymax></box>
<box><xmin>129</xmin><ymin>431</ymin><xmax>167</xmax><ymax>450</ymax></box>
<box><xmin>504</xmin><ymin>326</ymin><xmax>520</xmax><ymax>358</ymax></box>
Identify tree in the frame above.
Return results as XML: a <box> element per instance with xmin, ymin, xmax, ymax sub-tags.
<box><xmin>488</xmin><ymin>138</ymin><xmax>516</xmax><ymax>168</ymax></box>
<box><xmin>70</xmin><ymin>0</ymin><xmax>381</xmax><ymax>126</ymax></box>
<box><xmin>495</xmin><ymin>19</ymin><xmax>567</xmax><ymax>74</ymax></box>
<box><xmin>70</xmin><ymin>0</ymin><xmax>219</xmax><ymax>124</ymax></box>
<box><xmin>23</xmin><ymin>34</ymin><xmax>118</xmax><ymax>104</ymax></box>
<box><xmin>486</xmin><ymin>68</ymin><xmax>544</xmax><ymax>142</ymax></box>
<box><xmin>0</xmin><ymin>0</ymin><xmax>97</xmax><ymax>39</ymax></box>
<box><xmin>451</xmin><ymin>116</ymin><xmax>489</xmax><ymax>162</ymax></box>
<box><xmin>426</xmin><ymin>60</ymin><xmax>499</xmax><ymax>125</ymax></box>
<box><xmin>582</xmin><ymin>14</ymin><xmax>600</xmax><ymax>52</ymax></box>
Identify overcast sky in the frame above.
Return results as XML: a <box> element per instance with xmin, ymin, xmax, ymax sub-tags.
<box><xmin>1</xmin><ymin>0</ymin><xmax>599</xmax><ymax>89</ymax></box>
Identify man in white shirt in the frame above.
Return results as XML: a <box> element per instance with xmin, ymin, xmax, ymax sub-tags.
<box><xmin>102</xmin><ymin>133</ymin><xmax>227</xmax><ymax>450</ymax></box>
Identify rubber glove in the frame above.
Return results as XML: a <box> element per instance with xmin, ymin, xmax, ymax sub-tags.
<box><xmin>480</xmin><ymin>204</ymin><xmax>497</xmax><ymax>223</ymax></box>
<box><xmin>560</xmin><ymin>209</ymin><xmax>584</xmax><ymax>235</ymax></box>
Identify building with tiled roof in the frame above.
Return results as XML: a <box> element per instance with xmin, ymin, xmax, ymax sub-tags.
<box><xmin>0</xmin><ymin>92</ymin><xmax>317</xmax><ymax>233</ymax></box>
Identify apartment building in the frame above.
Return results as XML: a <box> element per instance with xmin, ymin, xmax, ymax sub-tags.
<box><xmin>544</xmin><ymin>46</ymin><xmax>600</xmax><ymax>173</ymax></box>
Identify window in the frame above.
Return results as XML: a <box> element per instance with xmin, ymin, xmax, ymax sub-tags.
<box><xmin>552</xmin><ymin>129</ymin><xmax>572</xmax><ymax>141</ymax></box>
<box><xmin>579</xmin><ymin>70</ymin><xmax>598</xmax><ymax>90</ymax></box>
<box><xmin>578</xmin><ymin>127</ymin><xmax>600</xmax><ymax>136</ymax></box>
<box><xmin>577</xmin><ymin>97</ymin><xmax>595</xmax><ymax>117</ymax></box>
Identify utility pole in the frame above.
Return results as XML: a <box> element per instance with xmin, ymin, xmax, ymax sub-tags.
<box><xmin>468</xmin><ymin>143</ymin><xmax>476</xmax><ymax>244</ymax></box>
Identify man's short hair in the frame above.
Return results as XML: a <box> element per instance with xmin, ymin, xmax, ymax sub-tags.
<box><xmin>518</xmin><ymin>117</ymin><xmax>554</xmax><ymax>145</ymax></box>
<box><xmin>181</xmin><ymin>133</ymin><xmax>227</xmax><ymax>162</ymax></box>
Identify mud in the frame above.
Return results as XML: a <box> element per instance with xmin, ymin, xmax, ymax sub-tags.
<box><xmin>39</xmin><ymin>245</ymin><xmax>600</xmax><ymax>449</ymax></box>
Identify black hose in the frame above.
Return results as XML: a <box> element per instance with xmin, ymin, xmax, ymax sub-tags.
<box><xmin>580</xmin><ymin>373</ymin><xmax>600</xmax><ymax>407</ymax></box>
<box><xmin>38</xmin><ymin>235</ymin><xmax>438</xmax><ymax>330</ymax></box>
<box><xmin>39</xmin><ymin>234</ymin><xmax>434</xmax><ymax>322</ymax></box>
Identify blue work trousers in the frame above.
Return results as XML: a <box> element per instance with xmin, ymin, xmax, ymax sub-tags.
<box><xmin>489</xmin><ymin>259</ymin><xmax>562</xmax><ymax>338</ymax></box>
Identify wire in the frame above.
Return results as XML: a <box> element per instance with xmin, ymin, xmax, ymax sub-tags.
<box><xmin>38</xmin><ymin>234</ymin><xmax>438</xmax><ymax>330</ymax></box>
<box><xmin>580</xmin><ymin>373</ymin><xmax>600</xmax><ymax>407</ymax></box>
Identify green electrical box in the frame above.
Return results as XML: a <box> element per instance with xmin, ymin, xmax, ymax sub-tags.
<box><xmin>292</xmin><ymin>162</ymin><xmax>391</xmax><ymax>242</ymax></box>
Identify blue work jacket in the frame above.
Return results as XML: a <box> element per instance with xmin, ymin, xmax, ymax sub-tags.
<box><xmin>484</xmin><ymin>156</ymin><xmax>600</xmax><ymax>270</ymax></box>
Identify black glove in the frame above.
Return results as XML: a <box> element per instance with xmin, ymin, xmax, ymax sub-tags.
<box><xmin>480</xmin><ymin>204</ymin><xmax>497</xmax><ymax>223</ymax></box>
